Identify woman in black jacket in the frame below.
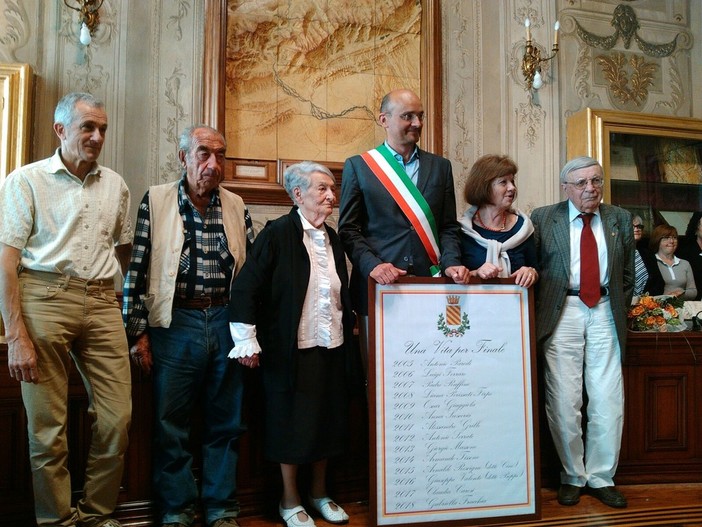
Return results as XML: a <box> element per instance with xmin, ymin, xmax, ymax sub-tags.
<box><xmin>228</xmin><ymin>161</ymin><xmax>356</xmax><ymax>527</ymax></box>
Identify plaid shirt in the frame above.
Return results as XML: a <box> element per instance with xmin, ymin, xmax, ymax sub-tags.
<box><xmin>122</xmin><ymin>178</ymin><xmax>254</xmax><ymax>337</ymax></box>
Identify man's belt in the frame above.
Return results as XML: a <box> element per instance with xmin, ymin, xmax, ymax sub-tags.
<box><xmin>566</xmin><ymin>287</ymin><xmax>609</xmax><ymax>297</ymax></box>
<box><xmin>172</xmin><ymin>296</ymin><xmax>228</xmax><ymax>309</ymax></box>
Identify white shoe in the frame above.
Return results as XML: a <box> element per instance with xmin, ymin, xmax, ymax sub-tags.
<box><xmin>308</xmin><ymin>496</ymin><xmax>349</xmax><ymax>524</ymax></box>
<box><xmin>279</xmin><ymin>503</ymin><xmax>316</xmax><ymax>527</ymax></box>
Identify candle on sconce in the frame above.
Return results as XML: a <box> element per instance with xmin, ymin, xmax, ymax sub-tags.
<box><xmin>525</xmin><ymin>18</ymin><xmax>531</xmax><ymax>41</ymax></box>
<box><xmin>554</xmin><ymin>20</ymin><xmax>560</xmax><ymax>47</ymax></box>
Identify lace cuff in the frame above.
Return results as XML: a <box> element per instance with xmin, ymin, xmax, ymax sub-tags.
<box><xmin>228</xmin><ymin>322</ymin><xmax>262</xmax><ymax>359</ymax></box>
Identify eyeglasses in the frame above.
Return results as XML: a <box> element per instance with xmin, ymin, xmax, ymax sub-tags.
<box><xmin>661</xmin><ymin>236</ymin><xmax>678</xmax><ymax>241</ymax></box>
<box><xmin>397</xmin><ymin>112</ymin><xmax>425</xmax><ymax>122</ymax></box>
<box><xmin>563</xmin><ymin>176</ymin><xmax>604</xmax><ymax>190</ymax></box>
<box><xmin>633</xmin><ymin>224</ymin><xmax>644</xmax><ymax>230</ymax></box>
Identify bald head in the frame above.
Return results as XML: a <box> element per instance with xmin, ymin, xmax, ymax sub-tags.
<box><xmin>380</xmin><ymin>89</ymin><xmax>420</xmax><ymax>114</ymax></box>
<box><xmin>378</xmin><ymin>89</ymin><xmax>424</xmax><ymax>157</ymax></box>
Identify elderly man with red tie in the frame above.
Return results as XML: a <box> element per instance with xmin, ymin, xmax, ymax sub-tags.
<box><xmin>531</xmin><ymin>156</ymin><xmax>635</xmax><ymax>509</ymax></box>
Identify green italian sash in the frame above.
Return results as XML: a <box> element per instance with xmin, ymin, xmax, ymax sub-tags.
<box><xmin>360</xmin><ymin>144</ymin><xmax>441</xmax><ymax>276</ymax></box>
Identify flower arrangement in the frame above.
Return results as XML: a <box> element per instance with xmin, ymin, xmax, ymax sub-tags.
<box><xmin>628</xmin><ymin>294</ymin><xmax>686</xmax><ymax>332</ymax></box>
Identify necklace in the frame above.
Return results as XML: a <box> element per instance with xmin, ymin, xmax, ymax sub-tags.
<box><xmin>475</xmin><ymin>209</ymin><xmax>507</xmax><ymax>232</ymax></box>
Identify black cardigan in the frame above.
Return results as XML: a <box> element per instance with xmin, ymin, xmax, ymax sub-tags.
<box><xmin>229</xmin><ymin>207</ymin><xmax>358</xmax><ymax>391</ymax></box>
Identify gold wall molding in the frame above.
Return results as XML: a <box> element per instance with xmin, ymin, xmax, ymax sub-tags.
<box><xmin>596</xmin><ymin>51</ymin><xmax>658</xmax><ymax>107</ymax></box>
<box><xmin>0</xmin><ymin>63</ymin><xmax>32</xmax><ymax>182</ymax></box>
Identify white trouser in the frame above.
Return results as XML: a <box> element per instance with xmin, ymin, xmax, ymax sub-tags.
<box><xmin>543</xmin><ymin>295</ymin><xmax>624</xmax><ymax>488</ymax></box>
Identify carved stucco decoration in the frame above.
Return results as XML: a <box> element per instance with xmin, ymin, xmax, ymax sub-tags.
<box><xmin>509</xmin><ymin>4</ymin><xmax>550</xmax><ymax>149</ymax></box>
<box><xmin>159</xmin><ymin>64</ymin><xmax>188</xmax><ymax>184</ymax></box>
<box><xmin>575</xmin><ymin>4</ymin><xmax>679</xmax><ymax>58</ymax></box>
<box><xmin>596</xmin><ymin>52</ymin><xmax>657</xmax><ymax>106</ymax></box>
<box><xmin>517</xmin><ymin>100</ymin><xmax>545</xmax><ymax>150</ymax></box>
<box><xmin>167</xmin><ymin>0</ymin><xmax>191</xmax><ymax>42</ymax></box>
<box><xmin>59</xmin><ymin>1</ymin><xmax>118</xmax><ymax>93</ymax></box>
<box><xmin>444</xmin><ymin>0</ymin><xmax>478</xmax><ymax>192</ymax></box>
<box><xmin>565</xmin><ymin>3</ymin><xmax>691</xmax><ymax>114</ymax></box>
<box><xmin>156</xmin><ymin>1</ymin><xmax>194</xmax><ymax>185</ymax></box>
<box><xmin>0</xmin><ymin>0</ymin><xmax>29</xmax><ymax>63</ymax></box>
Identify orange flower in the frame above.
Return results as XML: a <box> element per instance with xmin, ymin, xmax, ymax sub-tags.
<box><xmin>628</xmin><ymin>294</ymin><xmax>684</xmax><ymax>332</ymax></box>
<box><xmin>664</xmin><ymin>305</ymin><xmax>678</xmax><ymax>317</ymax></box>
<box><xmin>640</xmin><ymin>296</ymin><xmax>659</xmax><ymax>309</ymax></box>
<box><xmin>629</xmin><ymin>305</ymin><xmax>645</xmax><ymax>317</ymax></box>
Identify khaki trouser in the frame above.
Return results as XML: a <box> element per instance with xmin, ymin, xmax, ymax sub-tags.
<box><xmin>19</xmin><ymin>270</ymin><xmax>131</xmax><ymax>527</ymax></box>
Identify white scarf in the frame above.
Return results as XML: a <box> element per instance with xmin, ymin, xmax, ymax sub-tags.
<box><xmin>458</xmin><ymin>205</ymin><xmax>534</xmax><ymax>277</ymax></box>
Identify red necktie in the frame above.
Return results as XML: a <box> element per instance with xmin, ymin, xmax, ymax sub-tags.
<box><xmin>579</xmin><ymin>213</ymin><xmax>600</xmax><ymax>307</ymax></box>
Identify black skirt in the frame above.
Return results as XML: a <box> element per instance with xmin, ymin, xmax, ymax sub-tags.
<box><xmin>264</xmin><ymin>345</ymin><xmax>348</xmax><ymax>464</ymax></box>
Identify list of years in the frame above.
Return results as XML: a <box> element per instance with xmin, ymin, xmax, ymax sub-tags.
<box><xmin>382</xmin><ymin>338</ymin><xmax>527</xmax><ymax>513</ymax></box>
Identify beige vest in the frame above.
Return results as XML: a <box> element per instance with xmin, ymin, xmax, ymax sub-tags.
<box><xmin>143</xmin><ymin>181</ymin><xmax>247</xmax><ymax>328</ymax></box>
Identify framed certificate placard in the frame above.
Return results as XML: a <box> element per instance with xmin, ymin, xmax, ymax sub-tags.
<box><xmin>369</xmin><ymin>278</ymin><xmax>540</xmax><ymax>526</ymax></box>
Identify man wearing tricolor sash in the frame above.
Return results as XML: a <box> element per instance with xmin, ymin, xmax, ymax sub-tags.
<box><xmin>339</xmin><ymin>89</ymin><xmax>470</xmax><ymax>373</ymax></box>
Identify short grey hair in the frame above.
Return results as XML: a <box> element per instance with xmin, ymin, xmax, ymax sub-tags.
<box><xmin>379</xmin><ymin>92</ymin><xmax>393</xmax><ymax>113</ymax></box>
<box><xmin>559</xmin><ymin>156</ymin><xmax>602</xmax><ymax>184</ymax></box>
<box><xmin>283</xmin><ymin>161</ymin><xmax>334</xmax><ymax>201</ymax></box>
<box><xmin>54</xmin><ymin>92</ymin><xmax>104</xmax><ymax>127</ymax></box>
<box><xmin>178</xmin><ymin>125</ymin><xmax>226</xmax><ymax>157</ymax></box>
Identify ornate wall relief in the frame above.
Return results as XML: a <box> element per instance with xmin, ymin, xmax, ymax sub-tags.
<box><xmin>559</xmin><ymin>1</ymin><xmax>693</xmax><ymax>116</ymax></box>
<box><xmin>0</xmin><ymin>1</ymin><xmax>30</xmax><ymax>63</ymax></box>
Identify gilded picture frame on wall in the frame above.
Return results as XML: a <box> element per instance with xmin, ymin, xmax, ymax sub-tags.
<box><xmin>567</xmin><ymin>107</ymin><xmax>702</xmax><ymax>234</ymax></box>
<box><xmin>0</xmin><ymin>63</ymin><xmax>33</xmax><ymax>184</ymax></box>
<box><xmin>0</xmin><ymin>62</ymin><xmax>33</xmax><ymax>341</ymax></box>
<box><xmin>202</xmin><ymin>0</ymin><xmax>442</xmax><ymax>205</ymax></box>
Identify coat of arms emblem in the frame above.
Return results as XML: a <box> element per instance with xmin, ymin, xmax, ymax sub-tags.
<box><xmin>437</xmin><ymin>295</ymin><xmax>470</xmax><ymax>337</ymax></box>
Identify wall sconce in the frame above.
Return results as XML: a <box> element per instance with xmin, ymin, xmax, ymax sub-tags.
<box><xmin>64</xmin><ymin>0</ymin><xmax>104</xmax><ymax>46</ymax></box>
<box><xmin>522</xmin><ymin>18</ymin><xmax>560</xmax><ymax>91</ymax></box>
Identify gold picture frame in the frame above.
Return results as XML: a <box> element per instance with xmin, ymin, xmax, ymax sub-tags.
<box><xmin>202</xmin><ymin>0</ymin><xmax>441</xmax><ymax>205</ymax></box>
<box><xmin>0</xmin><ymin>62</ymin><xmax>32</xmax><ymax>340</ymax></box>
<box><xmin>0</xmin><ymin>63</ymin><xmax>33</xmax><ymax>183</ymax></box>
<box><xmin>567</xmin><ymin>108</ymin><xmax>702</xmax><ymax>233</ymax></box>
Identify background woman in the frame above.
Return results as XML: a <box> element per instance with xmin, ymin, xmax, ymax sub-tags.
<box><xmin>650</xmin><ymin>224</ymin><xmax>697</xmax><ymax>299</ymax></box>
<box><xmin>459</xmin><ymin>154</ymin><xmax>538</xmax><ymax>287</ymax></box>
<box><xmin>228</xmin><ymin>162</ymin><xmax>356</xmax><ymax>527</ymax></box>
<box><xmin>676</xmin><ymin>212</ymin><xmax>702</xmax><ymax>300</ymax></box>
<box><xmin>631</xmin><ymin>214</ymin><xmax>664</xmax><ymax>297</ymax></box>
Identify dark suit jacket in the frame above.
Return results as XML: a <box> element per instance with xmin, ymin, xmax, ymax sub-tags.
<box><xmin>531</xmin><ymin>201</ymin><xmax>635</xmax><ymax>355</ymax></box>
<box><xmin>636</xmin><ymin>239</ymin><xmax>665</xmax><ymax>296</ymax></box>
<box><xmin>228</xmin><ymin>208</ymin><xmax>357</xmax><ymax>391</ymax></box>
<box><xmin>338</xmin><ymin>147</ymin><xmax>462</xmax><ymax>314</ymax></box>
<box><xmin>677</xmin><ymin>238</ymin><xmax>702</xmax><ymax>300</ymax></box>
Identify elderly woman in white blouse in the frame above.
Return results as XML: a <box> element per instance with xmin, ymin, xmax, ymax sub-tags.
<box><xmin>228</xmin><ymin>161</ymin><xmax>356</xmax><ymax>527</ymax></box>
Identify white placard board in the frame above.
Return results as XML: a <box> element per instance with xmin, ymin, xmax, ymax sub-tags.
<box><xmin>369</xmin><ymin>278</ymin><xmax>540</xmax><ymax>526</ymax></box>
